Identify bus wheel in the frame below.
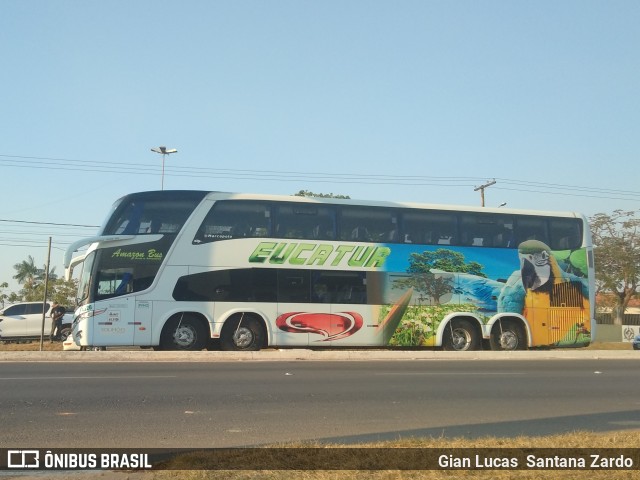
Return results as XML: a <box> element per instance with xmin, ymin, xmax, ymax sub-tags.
<box><xmin>220</xmin><ymin>315</ymin><xmax>265</xmax><ymax>351</ymax></box>
<box><xmin>59</xmin><ymin>324</ymin><xmax>72</xmax><ymax>342</ymax></box>
<box><xmin>490</xmin><ymin>321</ymin><xmax>526</xmax><ymax>351</ymax></box>
<box><xmin>160</xmin><ymin>314</ymin><xmax>208</xmax><ymax>351</ymax></box>
<box><xmin>442</xmin><ymin>319</ymin><xmax>479</xmax><ymax>351</ymax></box>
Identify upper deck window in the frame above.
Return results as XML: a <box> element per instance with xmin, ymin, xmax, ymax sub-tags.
<box><xmin>514</xmin><ymin>217</ymin><xmax>549</xmax><ymax>245</ymax></box>
<box><xmin>194</xmin><ymin>200</ymin><xmax>272</xmax><ymax>244</ymax></box>
<box><xmin>459</xmin><ymin>213</ymin><xmax>514</xmax><ymax>248</ymax></box>
<box><xmin>275</xmin><ymin>204</ymin><xmax>336</xmax><ymax>240</ymax></box>
<box><xmin>548</xmin><ymin>218</ymin><xmax>583</xmax><ymax>250</ymax></box>
<box><xmin>103</xmin><ymin>191</ymin><xmax>205</xmax><ymax>235</ymax></box>
<box><xmin>338</xmin><ymin>207</ymin><xmax>397</xmax><ymax>243</ymax></box>
<box><xmin>402</xmin><ymin>210</ymin><xmax>457</xmax><ymax>245</ymax></box>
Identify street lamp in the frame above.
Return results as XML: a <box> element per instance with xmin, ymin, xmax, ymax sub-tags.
<box><xmin>150</xmin><ymin>146</ymin><xmax>178</xmax><ymax>190</ymax></box>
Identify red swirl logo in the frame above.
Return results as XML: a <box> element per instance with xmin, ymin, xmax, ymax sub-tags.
<box><xmin>276</xmin><ymin>312</ymin><xmax>363</xmax><ymax>341</ymax></box>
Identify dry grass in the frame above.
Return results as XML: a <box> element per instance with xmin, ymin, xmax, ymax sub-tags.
<box><xmin>585</xmin><ymin>341</ymin><xmax>632</xmax><ymax>350</ymax></box>
<box><xmin>146</xmin><ymin>431</ymin><xmax>640</xmax><ymax>480</ymax></box>
<box><xmin>0</xmin><ymin>339</ymin><xmax>65</xmax><ymax>351</ymax></box>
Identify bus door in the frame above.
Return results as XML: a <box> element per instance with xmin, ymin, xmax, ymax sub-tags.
<box><xmin>91</xmin><ymin>297</ymin><xmax>136</xmax><ymax>346</ymax></box>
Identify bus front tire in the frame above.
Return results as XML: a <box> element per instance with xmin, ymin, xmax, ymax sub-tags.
<box><xmin>59</xmin><ymin>324</ymin><xmax>72</xmax><ymax>342</ymax></box>
<box><xmin>442</xmin><ymin>319</ymin><xmax>480</xmax><ymax>351</ymax></box>
<box><xmin>160</xmin><ymin>314</ymin><xmax>208</xmax><ymax>351</ymax></box>
<box><xmin>220</xmin><ymin>315</ymin><xmax>265</xmax><ymax>351</ymax></box>
<box><xmin>490</xmin><ymin>321</ymin><xmax>526</xmax><ymax>351</ymax></box>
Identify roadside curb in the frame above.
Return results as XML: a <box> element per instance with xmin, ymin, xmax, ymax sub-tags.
<box><xmin>0</xmin><ymin>349</ymin><xmax>636</xmax><ymax>362</ymax></box>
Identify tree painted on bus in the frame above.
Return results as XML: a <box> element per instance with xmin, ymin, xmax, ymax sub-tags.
<box><xmin>393</xmin><ymin>249</ymin><xmax>487</xmax><ymax>305</ymax></box>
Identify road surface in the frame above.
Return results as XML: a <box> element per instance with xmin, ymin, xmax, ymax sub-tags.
<box><xmin>1</xmin><ymin>357</ymin><xmax>639</xmax><ymax>448</ymax></box>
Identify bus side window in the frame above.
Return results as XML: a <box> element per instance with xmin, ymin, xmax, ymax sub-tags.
<box><xmin>339</xmin><ymin>207</ymin><xmax>395</xmax><ymax>243</ymax></box>
<box><xmin>459</xmin><ymin>213</ymin><xmax>514</xmax><ymax>248</ymax></box>
<box><xmin>278</xmin><ymin>270</ymin><xmax>310</xmax><ymax>303</ymax></box>
<box><xmin>401</xmin><ymin>210</ymin><xmax>457</xmax><ymax>246</ymax></box>
<box><xmin>549</xmin><ymin>218</ymin><xmax>582</xmax><ymax>250</ymax></box>
<box><xmin>274</xmin><ymin>204</ymin><xmax>335</xmax><ymax>241</ymax></box>
<box><xmin>231</xmin><ymin>223</ymin><xmax>251</xmax><ymax>238</ymax></box>
<box><xmin>351</xmin><ymin>226</ymin><xmax>371</xmax><ymax>241</ymax></box>
<box><xmin>515</xmin><ymin>217</ymin><xmax>548</xmax><ymax>246</ymax></box>
<box><xmin>114</xmin><ymin>273</ymin><xmax>133</xmax><ymax>295</ymax></box>
<box><xmin>193</xmin><ymin>200</ymin><xmax>271</xmax><ymax>244</ymax></box>
<box><xmin>315</xmin><ymin>272</ymin><xmax>367</xmax><ymax>304</ymax></box>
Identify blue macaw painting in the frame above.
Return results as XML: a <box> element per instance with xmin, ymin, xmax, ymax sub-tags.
<box><xmin>379</xmin><ymin>240</ymin><xmax>591</xmax><ymax>347</ymax></box>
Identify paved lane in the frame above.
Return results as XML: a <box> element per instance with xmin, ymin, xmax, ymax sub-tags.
<box><xmin>1</xmin><ymin>359</ymin><xmax>638</xmax><ymax>448</ymax></box>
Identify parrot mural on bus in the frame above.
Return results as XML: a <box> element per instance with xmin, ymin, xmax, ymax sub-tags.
<box><xmin>497</xmin><ymin>240</ymin><xmax>589</xmax><ymax>312</ymax></box>
<box><xmin>500</xmin><ymin>240</ymin><xmax>590</xmax><ymax>345</ymax></box>
<box><xmin>452</xmin><ymin>240</ymin><xmax>591</xmax><ymax>346</ymax></box>
<box><xmin>387</xmin><ymin>238</ymin><xmax>591</xmax><ymax>347</ymax></box>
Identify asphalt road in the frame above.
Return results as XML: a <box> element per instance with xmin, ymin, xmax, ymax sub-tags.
<box><xmin>1</xmin><ymin>356</ymin><xmax>639</xmax><ymax>449</ymax></box>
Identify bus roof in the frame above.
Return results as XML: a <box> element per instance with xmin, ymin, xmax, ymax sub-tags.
<box><xmin>120</xmin><ymin>190</ymin><xmax>585</xmax><ymax>220</ymax></box>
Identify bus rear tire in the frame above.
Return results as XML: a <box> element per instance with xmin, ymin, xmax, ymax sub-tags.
<box><xmin>490</xmin><ymin>320</ymin><xmax>526</xmax><ymax>351</ymax></box>
<box><xmin>442</xmin><ymin>319</ymin><xmax>480</xmax><ymax>351</ymax></box>
<box><xmin>160</xmin><ymin>314</ymin><xmax>208</xmax><ymax>351</ymax></box>
<box><xmin>220</xmin><ymin>315</ymin><xmax>265</xmax><ymax>351</ymax></box>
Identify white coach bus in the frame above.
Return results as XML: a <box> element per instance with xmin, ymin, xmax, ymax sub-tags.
<box><xmin>64</xmin><ymin>190</ymin><xmax>594</xmax><ymax>351</ymax></box>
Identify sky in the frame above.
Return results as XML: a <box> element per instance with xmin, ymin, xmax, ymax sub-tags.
<box><xmin>1</xmin><ymin>0</ymin><xmax>639</xmax><ymax>295</ymax></box>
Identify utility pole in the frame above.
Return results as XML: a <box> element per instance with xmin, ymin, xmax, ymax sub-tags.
<box><xmin>474</xmin><ymin>179</ymin><xmax>496</xmax><ymax>207</ymax></box>
<box><xmin>39</xmin><ymin>236</ymin><xmax>52</xmax><ymax>351</ymax></box>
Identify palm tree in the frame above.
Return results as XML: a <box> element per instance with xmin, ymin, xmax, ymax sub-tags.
<box><xmin>13</xmin><ymin>255</ymin><xmax>40</xmax><ymax>285</ymax></box>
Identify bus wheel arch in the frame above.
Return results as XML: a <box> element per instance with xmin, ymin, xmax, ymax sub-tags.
<box><xmin>59</xmin><ymin>324</ymin><xmax>72</xmax><ymax>342</ymax></box>
<box><xmin>489</xmin><ymin>317</ymin><xmax>528</xmax><ymax>351</ymax></box>
<box><xmin>441</xmin><ymin>316</ymin><xmax>482</xmax><ymax>351</ymax></box>
<box><xmin>159</xmin><ymin>312</ymin><xmax>209</xmax><ymax>351</ymax></box>
<box><xmin>220</xmin><ymin>312</ymin><xmax>267</xmax><ymax>351</ymax></box>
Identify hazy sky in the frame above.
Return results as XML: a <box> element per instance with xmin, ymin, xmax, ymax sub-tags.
<box><xmin>1</xmin><ymin>0</ymin><xmax>639</xmax><ymax>294</ymax></box>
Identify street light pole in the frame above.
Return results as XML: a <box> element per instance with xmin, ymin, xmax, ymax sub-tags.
<box><xmin>150</xmin><ymin>146</ymin><xmax>178</xmax><ymax>190</ymax></box>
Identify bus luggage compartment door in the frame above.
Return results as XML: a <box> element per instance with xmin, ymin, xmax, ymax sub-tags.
<box><xmin>134</xmin><ymin>300</ymin><xmax>153</xmax><ymax>345</ymax></box>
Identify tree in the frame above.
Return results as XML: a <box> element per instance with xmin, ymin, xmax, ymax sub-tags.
<box><xmin>590</xmin><ymin>210</ymin><xmax>640</xmax><ymax>325</ymax></box>
<box><xmin>11</xmin><ymin>255</ymin><xmax>64</xmax><ymax>303</ymax></box>
<box><xmin>12</xmin><ymin>255</ymin><xmax>41</xmax><ymax>288</ymax></box>
<box><xmin>51</xmin><ymin>277</ymin><xmax>79</xmax><ymax>306</ymax></box>
<box><xmin>407</xmin><ymin>249</ymin><xmax>487</xmax><ymax>278</ymax></box>
<box><xmin>393</xmin><ymin>249</ymin><xmax>487</xmax><ymax>305</ymax></box>
<box><xmin>0</xmin><ymin>282</ymin><xmax>8</xmax><ymax>308</ymax></box>
<box><xmin>293</xmin><ymin>190</ymin><xmax>350</xmax><ymax>199</ymax></box>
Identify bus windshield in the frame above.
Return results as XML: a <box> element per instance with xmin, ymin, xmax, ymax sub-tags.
<box><xmin>76</xmin><ymin>251</ymin><xmax>95</xmax><ymax>304</ymax></box>
<box><xmin>102</xmin><ymin>191</ymin><xmax>207</xmax><ymax>235</ymax></box>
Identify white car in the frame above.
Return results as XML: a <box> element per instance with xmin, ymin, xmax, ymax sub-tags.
<box><xmin>0</xmin><ymin>302</ymin><xmax>73</xmax><ymax>342</ymax></box>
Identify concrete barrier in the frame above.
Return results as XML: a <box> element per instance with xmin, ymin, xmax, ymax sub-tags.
<box><xmin>0</xmin><ymin>348</ymin><xmax>637</xmax><ymax>362</ymax></box>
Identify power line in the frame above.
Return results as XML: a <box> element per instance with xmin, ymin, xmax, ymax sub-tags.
<box><xmin>2</xmin><ymin>153</ymin><xmax>640</xmax><ymax>202</ymax></box>
<box><xmin>0</xmin><ymin>219</ymin><xmax>99</xmax><ymax>228</ymax></box>
<box><xmin>0</xmin><ymin>230</ymin><xmax>90</xmax><ymax>237</ymax></box>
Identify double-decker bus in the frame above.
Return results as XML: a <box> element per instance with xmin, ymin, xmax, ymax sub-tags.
<box><xmin>64</xmin><ymin>190</ymin><xmax>594</xmax><ymax>352</ymax></box>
